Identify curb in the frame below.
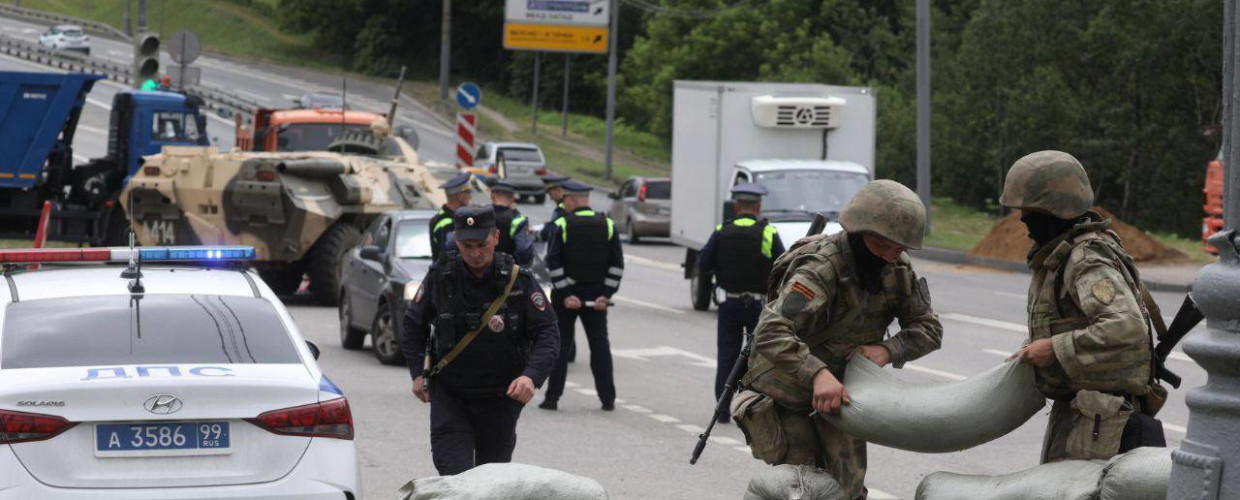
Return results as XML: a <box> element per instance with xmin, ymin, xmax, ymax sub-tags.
<box><xmin>910</xmin><ymin>247</ymin><xmax>1193</xmax><ymax>294</ymax></box>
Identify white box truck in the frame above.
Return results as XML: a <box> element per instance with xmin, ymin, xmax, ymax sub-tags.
<box><xmin>671</xmin><ymin>81</ymin><xmax>876</xmax><ymax>310</ymax></box>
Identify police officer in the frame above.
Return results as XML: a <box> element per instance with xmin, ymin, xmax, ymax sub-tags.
<box><xmin>430</xmin><ymin>173</ymin><xmax>473</xmax><ymax>262</ymax></box>
<box><xmin>697</xmin><ymin>183</ymin><xmax>785</xmax><ymax>424</ymax></box>
<box><xmin>538</xmin><ymin>172</ymin><xmax>571</xmax><ymax>243</ymax></box>
<box><xmin>452</xmin><ymin>180</ymin><xmax>533</xmax><ymax>266</ymax></box>
<box><xmin>401</xmin><ymin>206</ymin><xmax>559</xmax><ymax>476</ymax></box>
<box><xmin>1001</xmin><ymin>150</ymin><xmax>1162</xmax><ymax>463</ymax></box>
<box><xmin>539</xmin><ymin>181</ymin><xmax>624</xmax><ymax>411</ymax></box>
<box><xmin>734</xmin><ymin>180</ymin><xmax>942</xmax><ymax>500</ymax></box>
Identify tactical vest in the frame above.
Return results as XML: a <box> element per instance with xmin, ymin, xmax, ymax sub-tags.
<box><xmin>493</xmin><ymin>206</ymin><xmax>523</xmax><ymax>256</ymax></box>
<box><xmin>431</xmin><ymin>253</ymin><xmax>531</xmax><ymax>391</ymax></box>
<box><xmin>560</xmin><ymin>210</ymin><xmax>611</xmax><ymax>283</ymax></box>
<box><xmin>743</xmin><ymin>232</ymin><xmax>915</xmax><ymax>407</ymax></box>
<box><xmin>429</xmin><ymin>206</ymin><xmax>454</xmax><ymax>261</ymax></box>
<box><xmin>1027</xmin><ymin>218</ymin><xmax>1153</xmax><ymax>400</ymax></box>
<box><xmin>715</xmin><ymin>217</ymin><xmax>774</xmax><ymax>294</ymax></box>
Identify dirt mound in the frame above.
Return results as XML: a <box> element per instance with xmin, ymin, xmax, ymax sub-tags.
<box><xmin>969</xmin><ymin>207</ymin><xmax>1184</xmax><ymax>263</ymax></box>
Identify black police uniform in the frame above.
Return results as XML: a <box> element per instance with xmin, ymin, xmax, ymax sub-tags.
<box><xmin>696</xmin><ymin>184</ymin><xmax>785</xmax><ymax>423</ymax></box>
<box><xmin>430</xmin><ymin>173</ymin><xmax>472</xmax><ymax>263</ymax></box>
<box><xmin>537</xmin><ymin>173</ymin><xmax>575</xmax><ymax>362</ymax></box>
<box><xmin>540</xmin><ymin>182</ymin><xmax>624</xmax><ymax>410</ymax></box>
<box><xmin>401</xmin><ymin>206</ymin><xmax>559</xmax><ymax>475</ymax></box>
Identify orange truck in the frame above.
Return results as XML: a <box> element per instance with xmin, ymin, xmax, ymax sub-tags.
<box><xmin>235</xmin><ymin>107</ymin><xmax>384</xmax><ymax>152</ymax></box>
<box><xmin>1203</xmin><ymin>147</ymin><xmax>1224</xmax><ymax>253</ymax></box>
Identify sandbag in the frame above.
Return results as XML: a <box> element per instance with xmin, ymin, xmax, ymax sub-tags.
<box><xmin>823</xmin><ymin>357</ymin><xmax>1046</xmax><ymax>453</ymax></box>
<box><xmin>743</xmin><ymin>464</ymin><xmax>847</xmax><ymax>500</ymax></box>
<box><xmin>1099</xmin><ymin>447</ymin><xmax>1173</xmax><ymax>500</ymax></box>
<box><xmin>915</xmin><ymin>460</ymin><xmax>1105</xmax><ymax>500</ymax></box>
<box><xmin>396</xmin><ymin>463</ymin><xmax>608</xmax><ymax>500</ymax></box>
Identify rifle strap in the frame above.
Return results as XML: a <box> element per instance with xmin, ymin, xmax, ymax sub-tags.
<box><xmin>430</xmin><ymin>263</ymin><xmax>521</xmax><ymax>376</ymax></box>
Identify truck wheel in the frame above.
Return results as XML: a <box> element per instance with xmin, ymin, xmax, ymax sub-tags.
<box><xmin>307</xmin><ymin>222</ymin><xmax>363</xmax><ymax>305</ymax></box>
<box><xmin>258</xmin><ymin>269</ymin><xmax>304</xmax><ymax>296</ymax></box>
<box><xmin>339</xmin><ymin>292</ymin><xmax>366</xmax><ymax>350</ymax></box>
<box><xmin>372</xmin><ymin>302</ymin><xmax>406</xmax><ymax>365</ymax></box>
<box><xmin>690</xmin><ymin>270</ymin><xmax>712</xmax><ymax>311</ymax></box>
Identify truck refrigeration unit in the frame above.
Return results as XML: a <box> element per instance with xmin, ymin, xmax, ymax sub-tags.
<box><xmin>670</xmin><ymin>81</ymin><xmax>876</xmax><ymax>310</ymax></box>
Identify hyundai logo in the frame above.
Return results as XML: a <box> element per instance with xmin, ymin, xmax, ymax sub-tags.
<box><xmin>143</xmin><ymin>394</ymin><xmax>183</xmax><ymax>415</ymax></box>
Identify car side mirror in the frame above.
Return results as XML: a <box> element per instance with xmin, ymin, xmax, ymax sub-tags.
<box><xmin>305</xmin><ymin>340</ymin><xmax>321</xmax><ymax>360</ymax></box>
<box><xmin>360</xmin><ymin>245</ymin><xmax>383</xmax><ymax>261</ymax></box>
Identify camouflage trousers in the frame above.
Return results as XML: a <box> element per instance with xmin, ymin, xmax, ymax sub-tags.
<box><xmin>774</xmin><ymin>404</ymin><xmax>868</xmax><ymax>500</ymax></box>
<box><xmin>1041</xmin><ymin>392</ymin><xmax>1133</xmax><ymax>463</ymax></box>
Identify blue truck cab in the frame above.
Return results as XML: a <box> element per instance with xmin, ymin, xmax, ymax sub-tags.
<box><xmin>0</xmin><ymin>71</ymin><xmax>208</xmax><ymax>244</ymax></box>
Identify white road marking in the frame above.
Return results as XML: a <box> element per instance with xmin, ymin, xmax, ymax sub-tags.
<box><xmin>108</xmin><ymin>49</ymin><xmax>127</xmax><ymax>57</ymax></box>
<box><xmin>994</xmin><ymin>291</ymin><xmax>1026</xmax><ymax>299</ymax></box>
<box><xmin>73</xmin><ymin>154</ymin><xmax>89</xmax><ymax>163</ymax></box>
<box><xmin>903</xmin><ymin>363</ymin><xmax>968</xmax><ymax>381</ymax></box>
<box><xmin>709</xmin><ymin>436</ymin><xmax>743</xmax><ymax>446</ymax></box>
<box><xmin>565</xmin><ymin>381</ymin><xmax>580</xmax><ymax>388</ymax></box>
<box><xmin>575</xmin><ymin>388</ymin><xmax>598</xmax><ymax>397</ymax></box>
<box><xmin>676</xmin><ymin>424</ymin><xmax>705</xmax><ymax>434</ymax></box>
<box><xmin>1165</xmin><ymin>423</ymin><xmax>1186</xmax><ymax>434</ymax></box>
<box><xmin>86</xmin><ymin>97</ymin><xmax>112</xmax><ymax>110</ymax></box>
<box><xmin>232</xmin><ymin>88</ymin><xmax>269</xmax><ymax>104</ymax></box>
<box><xmin>869</xmin><ymin>489</ymin><xmax>898</xmax><ymax>499</ymax></box>
<box><xmin>1170</xmin><ymin>352</ymin><xmax>1193</xmax><ymax>363</ymax></box>
<box><xmin>941</xmin><ymin>312</ymin><xmax>1027</xmax><ymax>333</ymax></box>
<box><xmin>625</xmin><ymin>253</ymin><xmax>682</xmax><ymax>272</ymax></box>
<box><xmin>733</xmin><ymin>445</ymin><xmax>751</xmax><ymax>453</ymax></box>
<box><xmin>76</xmin><ymin>124</ymin><xmax>108</xmax><ymax>137</ymax></box>
<box><xmin>611</xmin><ymin>295</ymin><xmax>683</xmax><ymax>314</ymax></box>
<box><xmin>983</xmin><ymin>348</ymin><xmax>1012</xmax><ymax>358</ymax></box>
<box><xmin>648</xmin><ymin>413</ymin><xmax>680</xmax><ymax>424</ymax></box>
<box><xmin>612</xmin><ymin>346</ymin><xmax>716</xmax><ymax>368</ymax></box>
<box><xmin>621</xmin><ymin>404</ymin><xmax>651</xmax><ymax>413</ymax></box>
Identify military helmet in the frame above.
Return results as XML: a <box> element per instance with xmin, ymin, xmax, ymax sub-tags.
<box><xmin>839</xmin><ymin>180</ymin><xmax>926</xmax><ymax>250</ymax></box>
<box><xmin>999</xmin><ymin>150</ymin><xmax>1093</xmax><ymax>219</ymax></box>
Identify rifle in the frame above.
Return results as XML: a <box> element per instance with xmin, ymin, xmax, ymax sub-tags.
<box><xmin>1153</xmin><ymin>295</ymin><xmax>1204</xmax><ymax>389</ymax></box>
<box><xmin>422</xmin><ymin>330</ymin><xmax>437</xmax><ymax>393</ymax></box>
<box><xmin>691</xmin><ymin>328</ymin><xmax>753</xmax><ymax>465</ymax></box>
<box><xmin>806</xmin><ymin>212</ymin><xmax>827</xmax><ymax>239</ymax></box>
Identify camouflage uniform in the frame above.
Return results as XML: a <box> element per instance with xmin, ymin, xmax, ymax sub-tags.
<box><xmin>1002</xmin><ymin>151</ymin><xmax>1160</xmax><ymax>463</ymax></box>
<box><xmin>735</xmin><ymin>181</ymin><xmax>943</xmax><ymax>500</ymax></box>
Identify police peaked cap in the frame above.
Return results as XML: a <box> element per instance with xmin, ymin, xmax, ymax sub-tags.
<box><xmin>541</xmin><ymin>172</ymin><xmax>571</xmax><ymax>187</ymax></box>
<box><xmin>730</xmin><ymin>183</ymin><xmax>769</xmax><ymax>201</ymax></box>
<box><xmin>440</xmin><ymin>173</ymin><xmax>473</xmax><ymax>195</ymax></box>
<box><xmin>560</xmin><ymin>180</ymin><xmax>593</xmax><ymax>195</ymax></box>
<box><xmin>490</xmin><ymin>180</ymin><xmax>520</xmax><ymax>194</ymax></box>
<box><xmin>453</xmin><ymin>206</ymin><xmax>497</xmax><ymax>241</ymax></box>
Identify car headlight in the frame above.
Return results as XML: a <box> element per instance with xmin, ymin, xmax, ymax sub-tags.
<box><xmin>403</xmin><ymin>281</ymin><xmax>422</xmax><ymax>302</ymax></box>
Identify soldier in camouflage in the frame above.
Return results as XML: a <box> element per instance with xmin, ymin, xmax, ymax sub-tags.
<box><xmin>734</xmin><ymin>180</ymin><xmax>943</xmax><ymax>500</ymax></box>
<box><xmin>1001</xmin><ymin>150</ymin><xmax>1162</xmax><ymax>463</ymax></box>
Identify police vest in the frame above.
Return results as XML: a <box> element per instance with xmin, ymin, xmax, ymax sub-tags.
<box><xmin>493</xmin><ymin>206</ymin><xmax>526</xmax><ymax>256</ymax></box>
<box><xmin>715</xmin><ymin>216</ymin><xmax>776</xmax><ymax>294</ymax></box>
<box><xmin>557</xmin><ymin>210</ymin><xmax>612</xmax><ymax>283</ymax></box>
<box><xmin>429</xmin><ymin>207</ymin><xmax>455</xmax><ymax>260</ymax></box>
<box><xmin>431</xmin><ymin>252</ymin><xmax>531</xmax><ymax>391</ymax></box>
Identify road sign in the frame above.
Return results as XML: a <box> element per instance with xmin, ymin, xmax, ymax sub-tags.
<box><xmin>456</xmin><ymin>82</ymin><xmax>481</xmax><ymax>110</ymax></box>
<box><xmin>169</xmin><ymin>66</ymin><xmax>201</xmax><ymax>88</ymax></box>
<box><xmin>505</xmin><ymin>0</ymin><xmax>609</xmax><ymax>27</ymax></box>
<box><xmin>167</xmin><ymin>29</ymin><xmax>201</xmax><ymax>65</ymax></box>
<box><xmin>503</xmin><ymin>23</ymin><xmax>608</xmax><ymax>54</ymax></box>
<box><xmin>456</xmin><ymin>112</ymin><xmax>477</xmax><ymax>169</ymax></box>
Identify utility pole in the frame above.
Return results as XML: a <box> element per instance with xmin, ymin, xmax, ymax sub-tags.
<box><xmin>136</xmin><ymin>0</ymin><xmax>147</xmax><ymax>33</ymax></box>
<box><xmin>124</xmin><ymin>0</ymin><xmax>132</xmax><ymax>37</ymax></box>
<box><xmin>916</xmin><ymin>0</ymin><xmax>931</xmax><ymax>232</ymax></box>
<box><xmin>438</xmin><ymin>0</ymin><xmax>451</xmax><ymax>100</ymax></box>
<box><xmin>562</xmin><ymin>55</ymin><xmax>571</xmax><ymax>136</ymax></box>
<box><xmin>531</xmin><ymin>52</ymin><xmax>540</xmax><ymax>134</ymax></box>
<box><xmin>1167</xmin><ymin>1</ymin><xmax>1240</xmax><ymax>498</ymax></box>
<box><xmin>603</xmin><ymin>0</ymin><xmax>620</xmax><ymax>180</ymax></box>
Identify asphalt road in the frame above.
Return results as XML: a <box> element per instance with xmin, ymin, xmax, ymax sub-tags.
<box><xmin>1</xmin><ymin>15</ymin><xmax>1210</xmax><ymax>500</ymax></box>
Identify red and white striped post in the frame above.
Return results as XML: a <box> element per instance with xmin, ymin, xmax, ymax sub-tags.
<box><xmin>455</xmin><ymin>111</ymin><xmax>477</xmax><ymax>170</ymax></box>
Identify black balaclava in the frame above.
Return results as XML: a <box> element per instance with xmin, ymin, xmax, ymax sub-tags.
<box><xmin>1021</xmin><ymin>211</ymin><xmax>1079</xmax><ymax>259</ymax></box>
<box><xmin>848</xmin><ymin>232</ymin><xmax>888</xmax><ymax>293</ymax></box>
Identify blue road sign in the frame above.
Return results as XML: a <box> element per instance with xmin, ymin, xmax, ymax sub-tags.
<box><xmin>456</xmin><ymin>82</ymin><xmax>482</xmax><ymax>110</ymax></box>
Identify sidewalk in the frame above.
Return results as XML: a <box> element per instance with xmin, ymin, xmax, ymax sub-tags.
<box><xmin>912</xmin><ymin>247</ymin><xmax>1204</xmax><ymax>293</ymax></box>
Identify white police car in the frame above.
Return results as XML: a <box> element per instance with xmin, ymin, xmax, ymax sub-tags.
<box><xmin>0</xmin><ymin>247</ymin><xmax>360</xmax><ymax>499</ymax></box>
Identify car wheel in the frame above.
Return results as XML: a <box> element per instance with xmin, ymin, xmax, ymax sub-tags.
<box><xmin>306</xmin><ymin>222</ymin><xmax>363</xmax><ymax>305</ymax></box>
<box><xmin>339</xmin><ymin>292</ymin><xmax>366</xmax><ymax>350</ymax></box>
<box><xmin>372</xmin><ymin>303</ymin><xmax>406</xmax><ymax>365</ymax></box>
<box><xmin>690</xmin><ymin>270</ymin><xmax>712</xmax><ymax>311</ymax></box>
<box><xmin>627</xmin><ymin>220</ymin><xmax>641</xmax><ymax>244</ymax></box>
<box><xmin>534</xmin><ymin>194</ymin><xmax>546</xmax><ymax>204</ymax></box>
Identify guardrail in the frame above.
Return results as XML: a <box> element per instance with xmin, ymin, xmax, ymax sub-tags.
<box><xmin>0</xmin><ymin>4</ymin><xmax>131</xmax><ymax>42</ymax></box>
<box><xmin>0</xmin><ymin>32</ymin><xmax>258</xmax><ymax>122</ymax></box>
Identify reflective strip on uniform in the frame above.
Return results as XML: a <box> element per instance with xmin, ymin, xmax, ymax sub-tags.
<box><xmin>608</xmin><ymin>266</ymin><xmax>624</xmax><ymax>277</ymax></box>
<box><xmin>556</xmin><ymin>218</ymin><xmax>569</xmax><ymax>242</ymax></box>
<box><xmin>607</xmin><ymin>218</ymin><xmax>615</xmax><ymax>240</ymax></box>
<box><xmin>604</xmin><ymin>278</ymin><xmax>621</xmax><ymax>288</ymax></box>
<box><xmin>762</xmin><ymin>225</ymin><xmax>778</xmax><ymax>259</ymax></box>
<box><xmin>553</xmin><ymin>279</ymin><xmax>569</xmax><ymax>289</ymax></box>
<box><xmin>511</xmin><ymin>215</ymin><xmax>527</xmax><ymax>237</ymax></box>
<box><xmin>433</xmin><ymin>217</ymin><xmax>454</xmax><ymax>232</ymax></box>
<box><xmin>550</xmin><ymin>268</ymin><xmax>565</xmax><ymax>278</ymax></box>
<box><xmin>732</xmin><ymin>218</ymin><xmax>757</xmax><ymax>227</ymax></box>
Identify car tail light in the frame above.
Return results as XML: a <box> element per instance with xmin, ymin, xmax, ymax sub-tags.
<box><xmin>247</xmin><ymin>398</ymin><xmax>354</xmax><ymax>440</ymax></box>
<box><xmin>488</xmin><ymin>166</ymin><xmax>498</xmax><ymax>174</ymax></box>
<box><xmin>0</xmin><ymin>410</ymin><xmax>77</xmax><ymax>444</ymax></box>
<box><xmin>534</xmin><ymin>168</ymin><xmax>547</xmax><ymax>176</ymax></box>
<box><xmin>638</xmin><ymin>182</ymin><xmax>647</xmax><ymax>202</ymax></box>
<box><xmin>256</xmin><ymin>170</ymin><xmax>276</xmax><ymax>182</ymax></box>
<box><xmin>143</xmin><ymin>166</ymin><xmax>160</xmax><ymax>176</ymax></box>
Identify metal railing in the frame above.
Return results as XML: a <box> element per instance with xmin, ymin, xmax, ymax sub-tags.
<box><xmin>0</xmin><ymin>4</ymin><xmax>131</xmax><ymax>41</ymax></box>
<box><xmin>0</xmin><ymin>32</ymin><xmax>258</xmax><ymax>122</ymax></box>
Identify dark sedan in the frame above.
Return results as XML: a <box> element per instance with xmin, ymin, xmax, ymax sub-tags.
<box><xmin>339</xmin><ymin>210</ymin><xmax>435</xmax><ymax>365</ymax></box>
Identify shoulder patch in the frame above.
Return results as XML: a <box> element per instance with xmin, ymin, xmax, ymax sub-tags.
<box><xmin>1090</xmin><ymin>278</ymin><xmax>1116</xmax><ymax>305</ymax></box>
<box><xmin>790</xmin><ymin>281</ymin><xmax>817</xmax><ymax>301</ymax></box>
<box><xmin>530</xmin><ymin>291</ymin><xmax>548</xmax><ymax>311</ymax></box>
<box><xmin>413</xmin><ymin>283</ymin><xmax>425</xmax><ymax>303</ymax></box>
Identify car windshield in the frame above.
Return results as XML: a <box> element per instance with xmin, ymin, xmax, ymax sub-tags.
<box><xmin>645</xmin><ymin>180</ymin><xmax>671</xmax><ymax>200</ymax></box>
<box><xmin>753</xmin><ymin>169</ymin><xmax>870</xmax><ymax>217</ymax></box>
<box><xmin>498</xmin><ymin>148</ymin><xmax>542</xmax><ymax>163</ymax></box>
<box><xmin>277</xmin><ymin>123</ymin><xmax>369</xmax><ymax>151</ymax></box>
<box><xmin>1</xmin><ymin>295</ymin><xmax>301</xmax><ymax>369</ymax></box>
<box><xmin>395</xmin><ymin>220</ymin><xmax>433</xmax><ymax>259</ymax></box>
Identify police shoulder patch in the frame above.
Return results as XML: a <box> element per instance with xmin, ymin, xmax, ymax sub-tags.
<box><xmin>530</xmin><ymin>291</ymin><xmax>548</xmax><ymax>311</ymax></box>
<box><xmin>413</xmin><ymin>283</ymin><xmax>425</xmax><ymax>303</ymax></box>
<box><xmin>1090</xmin><ymin>278</ymin><xmax>1116</xmax><ymax>305</ymax></box>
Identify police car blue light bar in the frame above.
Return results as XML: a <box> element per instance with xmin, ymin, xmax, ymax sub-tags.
<box><xmin>0</xmin><ymin>246</ymin><xmax>255</xmax><ymax>263</ymax></box>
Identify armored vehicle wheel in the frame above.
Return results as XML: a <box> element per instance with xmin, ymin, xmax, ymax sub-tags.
<box><xmin>690</xmin><ymin>270</ymin><xmax>712</xmax><ymax>311</ymax></box>
<box><xmin>339</xmin><ymin>292</ymin><xmax>366</xmax><ymax>350</ymax></box>
<box><xmin>372</xmin><ymin>303</ymin><xmax>405</xmax><ymax>365</ymax></box>
<box><xmin>326</xmin><ymin>129</ymin><xmax>386</xmax><ymax>155</ymax></box>
<box><xmin>307</xmin><ymin>222</ymin><xmax>363</xmax><ymax>306</ymax></box>
<box><xmin>258</xmin><ymin>269</ymin><xmax>304</xmax><ymax>296</ymax></box>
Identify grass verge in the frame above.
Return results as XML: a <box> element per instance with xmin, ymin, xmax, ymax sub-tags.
<box><xmin>923</xmin><ymin>198</ymin><xmax>1000</xmax><ymax>252</ymax></box>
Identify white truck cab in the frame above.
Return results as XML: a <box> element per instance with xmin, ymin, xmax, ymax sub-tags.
<box><xmin>670</xmin><ymin>81</ymin><xmax>876</xmax><ymax>310</ymax></box>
